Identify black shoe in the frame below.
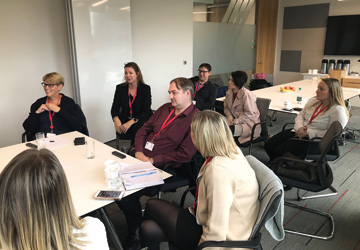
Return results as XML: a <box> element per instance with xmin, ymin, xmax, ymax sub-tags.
<box><xmin>124</xmin><ymin>232</ymin><xmax>141</xmax><ymax>250</ymax></box>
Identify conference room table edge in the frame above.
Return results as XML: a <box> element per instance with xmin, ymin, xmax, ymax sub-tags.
<box><xmin>0</xmin><ymin>131</ymin><xmax>171</xmax><ymax>250</ymax></box>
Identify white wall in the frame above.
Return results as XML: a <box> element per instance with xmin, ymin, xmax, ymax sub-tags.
<box><xmin>130</xmin><ymin>0</ymin><xmax>194</xmax><ymax>109</ymax></box>
<box><xmin>71</xmin><ymin>0</ymin><xmax>133</xmax><ymax>143</ymax></box>
<box><xmin>0</xmin><ymin>0</ymin><xmax>73</xmax><ymax>147</ymax></box>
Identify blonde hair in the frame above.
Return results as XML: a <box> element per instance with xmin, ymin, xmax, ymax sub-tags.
<box><xmin>311</xmin><ymin>78</ymin><xmax>349</xmax><ymax>117</ymax></box>
<box><xmin>191</xmin><ymin>110</ymin><xmax>238</xmax><ymax>159</ymax></box>
<box><xmin>42</xmin><ymin>72</ymin><xmax>64</xmax><ymax>86</ymax></box>
<box><xmin>0</xmin><ymin>149</ymin><xmax>86</xmax><ymax>250</ymax></box>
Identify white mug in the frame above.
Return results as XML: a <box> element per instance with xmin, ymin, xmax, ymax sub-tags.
<box><xmin>308</xmin><ymin>69</ymin><xmax>313</xmax><ymax>74</ymax></box>
<box><xmin>312</xmin><ymin>69</ymin><xmax>318</xmax><ymax>74</ymax></box>
<box><xmin>104</xmin><ymin>159</ymin><xmax>117</xmax><ymax>168</ymax></box>
<box><xmin>284</xmin><ymin>100</ymin><xmax>292</xmax><ymax>110</ymax></box>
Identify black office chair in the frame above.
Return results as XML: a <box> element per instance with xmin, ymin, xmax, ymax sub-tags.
<box><xmin>157</xmin><ymin>151</ymin><xmax>203</xmax><ymax>199</ymax></box>
<box><xmin>236</xmin><ymin>97</ymin><xmax>271</xmax><ymax>155</ymax></box>
<box><xmin>270</xmin><ymin>121</ymin><xmax>343</xmax><ymax>240</ymax></box>
<box><xmin>21</xmin><ymin>131</ymin><xmax>34</xmax><ymax>143</ymax></box>
<box><xmin>180</xmin><ymin>155</ymin><xmax>284</xmax><ymax>250</ymax></box>
<box><xmin>76</xmin><ymin>104</ymin><xmax>89</xmax><ymax>136</ymax></box>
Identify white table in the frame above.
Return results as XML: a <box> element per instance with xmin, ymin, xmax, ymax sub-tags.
<box><xmin>0</xmin><ymin>131</ymin><xmax>170</xmax><ymax>250</ymax></box>
<box><xmin>217</xmin><ymin>79</ymin><xmax>360</xmax><ymax>114</ymax></box>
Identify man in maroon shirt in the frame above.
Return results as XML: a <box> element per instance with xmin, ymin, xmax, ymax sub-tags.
<box><xmin>134</xmin><ymin>77</ymin><xmax>199</xmax><ymax>167</ymax></box>
<box><xmin>118</xmin><ymin>77</ymin><xmax>199</xmax><ymax>250</ymax></box>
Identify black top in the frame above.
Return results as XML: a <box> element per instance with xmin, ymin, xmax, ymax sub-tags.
<box><xmin>23</xmin><ymin>94</ymin><xmax>87</xmax><ymax>136</ymax></box>
<box><xmin>190</xmin><ymin>76</ymin><xmax>217</xmax><ymax>111</ymax></box>
<box><xmin>111</xmin><ymin>82</ymin><xmax>152</xmax><ymax>125</ymax></box>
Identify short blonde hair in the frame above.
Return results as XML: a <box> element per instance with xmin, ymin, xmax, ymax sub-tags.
<box><xmin>42</xmin><ymin>72</ymin><xmax>64</xmax><ymax>86</ymax></box>
<box><xmin>191</xmin><ymin>110</ymin><xmax>238</xmax><ymax>159</ymax></box>
<box><xmin>0</xmin><ymin>149</ymin><xmax>86</xmax><ymax>250</ymax></box>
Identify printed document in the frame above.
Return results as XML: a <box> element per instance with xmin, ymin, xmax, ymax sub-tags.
<box><xmin>120</xmin><ymin>162</ymin><xmax>164</xmax><ymax>190</ymax></box>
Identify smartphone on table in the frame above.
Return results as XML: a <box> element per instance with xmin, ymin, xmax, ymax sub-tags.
<box><xmin>94</xmin><ymin>190</ymin><xmax>124</xmax><ymax>200</ymax></box>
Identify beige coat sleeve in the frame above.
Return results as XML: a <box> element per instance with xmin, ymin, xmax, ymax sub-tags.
<box><xmin>198</xmin><ymin>164</ymin><xmax>237</xmax><ymax>243</ymax></box>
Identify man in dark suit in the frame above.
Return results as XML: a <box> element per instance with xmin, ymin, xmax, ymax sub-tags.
<box><xmin>189</xmin><ymin>63</ymin><xmax>217</xmax><ymax>111</ymax></box>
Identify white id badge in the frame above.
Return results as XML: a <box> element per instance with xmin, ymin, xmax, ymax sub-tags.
<box><xmin>46</xmin><ymin>133</ymin><xmax>56</xmax><ymax>138</ymax></box>
<box><xmin>145</xmin><ymin>141</ymin><xmax>155</xmax><ymax>151</ymax></box>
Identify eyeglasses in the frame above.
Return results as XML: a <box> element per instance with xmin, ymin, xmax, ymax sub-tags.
<box><xmin>198</xmin><ymin>70</ymin><xmax>209</xmax><ymax>74</ymax></box>
<box><xmin>41</xmin><ymin>82</ymin><xmax>57</xmax><ymax>88</ymax></box>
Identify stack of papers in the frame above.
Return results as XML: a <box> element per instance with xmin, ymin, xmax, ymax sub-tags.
<box><xmin>120</xmin><ymin>162</ymin><xmax>164</xmax><ymax>191</ymax></box>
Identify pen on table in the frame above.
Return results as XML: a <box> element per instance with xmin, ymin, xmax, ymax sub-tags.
<box><xmin>131</xmin><ymin>171</ymin><xmax>157</xmax><ymax>178</ymax></box>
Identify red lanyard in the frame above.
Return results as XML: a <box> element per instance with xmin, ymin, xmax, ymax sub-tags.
<box><xmin>193</xmin><ymin>156</ymin><xmax>211</xmax><ymax>211</ymax></box>
<box><xmin>152</xmin><ymin>108</ymin><xmax>179</xmax><ymax>141</ymax></box>
<box><xmin>193</xmin><ymin>81</ymin><xmax>204</xmax><ymax>98</ymax></box>
<box><xmin>128</xmin><ymin>88</ymin><xmax>137</xmax><ymax>117</ymax></box>
<box><xmin>47</xmin><ymin>94</ymin><xmax>62</xmax><ymax>132</ymax></box>
<box><xmin>305</xmin><ymin>104</ymin><xmax>328</xmax><ymax>127</ymax></box>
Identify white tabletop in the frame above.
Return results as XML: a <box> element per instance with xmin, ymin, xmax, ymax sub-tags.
<box><xmin>217</xmin><ymin>79</ymin><xmax>360</xmax><ymax>114</ymax></box>
<box><xmin>0</xmin><ymin>131</ymin><xmax>171</xmax><ymax>216</ymax></box>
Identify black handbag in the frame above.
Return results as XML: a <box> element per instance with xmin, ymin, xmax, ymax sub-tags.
<box><xmin>269</xmin><ymin>153</ymin><xmax>319</xmax><ymax>183</ymax></box>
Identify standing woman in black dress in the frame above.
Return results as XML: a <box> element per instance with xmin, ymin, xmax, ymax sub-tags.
<box><xmin>111</xmin><ymin>62</ymin><xmax>152</xmax><ymax>145</ymax></box>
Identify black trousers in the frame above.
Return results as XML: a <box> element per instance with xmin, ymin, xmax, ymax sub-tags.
<box><xmin>115</xmin><ymin>186</ymin><xmax>158</xmax><ymax>234</ymax></box>
<box><xmin>264</xmin><ymin>129</ymin><xmax>296</xmax><ymax>161</ymax></box>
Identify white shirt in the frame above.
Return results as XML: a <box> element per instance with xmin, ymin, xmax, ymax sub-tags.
<box><xmin>294</xmin><ymin>97</ymin><xmax>348</xmax><ymax>138</ymax></box>
<box><xmin>72</xmin><ymin>216</ymin><xmax>110</xmax><ymax>250</ymax></box>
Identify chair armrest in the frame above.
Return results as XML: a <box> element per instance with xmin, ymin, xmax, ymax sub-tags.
<box><xmin>180</xmin><ymin>186</ymin><xmax>196</xmax><ymax>208</ymax></box>
<box><xmin>249</xmin><ymin>120</ymin><xmax>267</xmax><ymax>141</ymax></box>
<box><xmin>22</xmin><ymin>132</ymin><xmax>34</xmax><ymax>143</ymax></box>
<box><xmin>22</xmin><ymin>132</ymin><xmax>27</xmax><ymax>143</ymax></box>
<box><xmin>282</xmin><ymin>122</ymin><xmax>295</xmax><ymax>131</ymax></box>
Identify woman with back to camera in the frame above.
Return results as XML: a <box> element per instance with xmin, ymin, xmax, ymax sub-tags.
<box><xmin>111</xmin><ymin>62</ymin><xmax>152</xmax><ymax>145</ymax></box>
<box><xmin>23</xmin><ymin>72</ymin><xmax>87</xmax><ymax>139</ymax></box>
<box><xmin>140</xmin><ymin>110</ymin><xmax>260</xmax><ymax>250</ymax></box>
<box><xmin>224</xmin><ymin>71</ymin><xmax>260</xmax><ymax>144</ymax></box>
<box><xmin>265</xmin><ymin>78</ymin><xmax>349</xmax><ymax>161</ymax></box>
<box><xmin>0</xmin><ymin>149</ymin><xmax>109</xmax><ymax>250</ymax></box>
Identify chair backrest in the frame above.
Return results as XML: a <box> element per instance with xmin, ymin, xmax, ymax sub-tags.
<box><xmin>250</xmin><ymin>79</ymin><xmax>271</xmax><ymax>91</ymax></box>
<box><xmin>318</xmin><ymin>121</ymin><xmax>343</xmax><ymax>163</ymax></box>
<box><xmin>245</xmin><ymin>155</ymin><xmax>284</xmax><ymax>241</ymax></box>
<box><xmin>256</xmin><ymin>98</ymin><xmax>271</xmax><ymax>137</ymax></box>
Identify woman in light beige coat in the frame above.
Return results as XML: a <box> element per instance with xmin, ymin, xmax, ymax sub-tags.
<box><xmin>140</xmin><ymin>110</ymin><xmax>260</xmax><ymax>250</ymax></box>
<box><xmin>224</xmin><ymin>71</ymin><xmax>260</xmax><ymax>144</ymax></box>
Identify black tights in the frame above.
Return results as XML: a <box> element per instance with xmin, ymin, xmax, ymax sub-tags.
<box><xmin>140</xmin><ymin>198</ymin><xmax>202</xmax><ymax>250</ymax></box>
<box><xmin>141</xmin><ymin>199</ymin><xmax>180</xmax><ymax>250</ymax></box>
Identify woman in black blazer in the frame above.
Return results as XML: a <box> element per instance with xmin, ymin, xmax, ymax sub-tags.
<box><xmin>111</xmin><ymin>62</ymin><xmax>152</xmax><ymax>145</ymax></box>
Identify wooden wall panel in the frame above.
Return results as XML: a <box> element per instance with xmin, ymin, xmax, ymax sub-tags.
<box><xmin>255</xmin><ymin>0</ymin><xmax>279</xmax><ymax>74</ymax></box>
